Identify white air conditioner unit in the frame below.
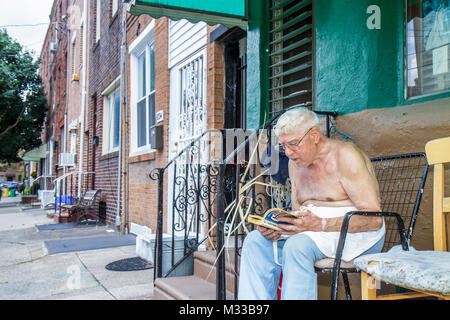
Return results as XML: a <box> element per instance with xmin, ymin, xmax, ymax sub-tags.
<box><xmin>59</xmin><ymin>153</ymin><xmax>76</xmax><ymax>167</ymax></box>
<box><xmin>49</xmin><ymin>42</ymin><xmax>57</xmax><ymax>52</ymax></box>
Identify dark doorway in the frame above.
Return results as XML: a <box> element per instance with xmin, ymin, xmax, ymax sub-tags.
<box><xmin>211</xmin><ymin>26</ymin><xmax>247</xmax><ymax>130</ymax></box>
<box><xmin>211</xmin><ymin>26</ymin><xmax>248</xmax><ymax>212</ymax></box>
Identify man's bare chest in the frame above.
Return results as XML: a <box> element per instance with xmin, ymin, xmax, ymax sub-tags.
<box><xmin>294</xmin><ymin>169</ymin><xmax>347</xmax><ymax>202</ymax></box>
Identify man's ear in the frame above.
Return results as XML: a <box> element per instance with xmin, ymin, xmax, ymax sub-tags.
<box><xmin>310</xmin><ymin>127</ymin><xmax>321</xmax><ymax>143</ymax></box>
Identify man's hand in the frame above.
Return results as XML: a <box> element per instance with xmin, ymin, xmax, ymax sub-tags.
<box><xmin>277</xmin><ymin>209</ymin><xmax>323</xmax><ymax>235</ymax></box>
<box><xmin>257</xmin><ymin>225</ymin><xmax>282</xmax><ymax>241</ymax></box>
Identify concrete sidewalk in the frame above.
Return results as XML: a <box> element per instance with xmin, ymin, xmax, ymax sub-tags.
<box><xmin>0</xmin><ymin>201</ymin><xmax>154</xmax><ymax>300</ymax></box>
<box><xmin>0</xmin><ymin>194</ymin><xmax>22</xmax><ymax>207</ymax></box>
<box><xmin>0</xmin><ymin>196</ymin><xmax>50</xmax><ymax>231</ymax></box>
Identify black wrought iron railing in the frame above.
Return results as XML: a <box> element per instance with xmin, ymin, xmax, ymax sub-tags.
<box><xmin>150</xmin><ymin>107</ymin><xmax>337</xmax><ymax>300</ymax></box>
<box><xmin>149</xmin><ymin>129</ymin><xmax>222</xmax><ymax>280</ymax></box>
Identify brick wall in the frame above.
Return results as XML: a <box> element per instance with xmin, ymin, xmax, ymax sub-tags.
<box><xmin>64</xmin><ymin>0</ymin><xmax>84</xmax><ymax>194</ymax></box>
<box><xmin>87</xmin><ymin>0</ymin><xmax>123</xmax><ymax>225</ymax></box>
<box><xmin>124</xmin><ymin>16</ymin><xmax>226</xmax><ymax>234</ymax></box>
<box><xmin>207</xmin><ymin>25</ymin><xmax>225</xmax><ymax>130</ymax></box>
<box><xmin>124</xmin><ymin>14</ymin><xmax>170</xmax><ymax>233</ymax></box>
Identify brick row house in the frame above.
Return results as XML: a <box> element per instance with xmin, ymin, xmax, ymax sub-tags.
<box><xmin>123</xmin><ymin>12</ymin><xmax>245</xmax><ymax>256</ymax></box>
<box><xmin>86</xmin><ymin>0</ymin><xmax>124</xmax><ymax>226</ymax></box>
<box><xmin>39</xmin><ymin>0</ymin><xmax>71</xmax><ymax>203</ymax></box>
<box><xmin>38</xmin><ymin>1</ymin><xmax>244</xmax><ymax>257</ymax></box>
<box><xmin>39</xmin><ymin>0</ymin><xmax>127</xmax><ymax>224</ymax></box>
<box><xmin>39</xmin><ymin>0</ymin><xmax>90</xmax><ymax>215</ymax></box>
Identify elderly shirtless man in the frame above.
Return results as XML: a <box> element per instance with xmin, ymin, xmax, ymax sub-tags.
<box><xmin>238</xmin><ymin>107</ymin><xmax>385</xmax><ymax>300</ymax></box>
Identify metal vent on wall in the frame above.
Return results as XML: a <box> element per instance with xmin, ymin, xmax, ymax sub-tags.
<box><xmin>270</xmin><ymin>0</ymin><xmax>313</xmax><ymax>113</ymax></box>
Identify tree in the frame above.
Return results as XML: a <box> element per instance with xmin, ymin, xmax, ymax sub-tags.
<box><xmin>0</xmin><ymin>29</ymin><xmax>48</xmax><ymax>163</ymax></box>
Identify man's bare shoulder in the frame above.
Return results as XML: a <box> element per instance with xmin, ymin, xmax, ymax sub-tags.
<box><xmin>333</xmin><ymin>140</ymin><xmax>369</xmax><ymax>174</ymax></box>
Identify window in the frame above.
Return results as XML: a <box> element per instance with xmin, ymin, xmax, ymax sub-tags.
<box><xmin>136</xmin><ymin>45</ymin><xmax>155</xmax><ymax>148</ymax></box>
<box><xmin>102</xmin><ymin>79</ymin><xmax>121</xmax><ymax>154</ymax></box>
<box><xmin>406</xmin><ymin>0</ymin><xmax>450</xmax><ymax>99</ymax></box>
<box><xmin>79</xmin><ymin>24</ymin><xmax>84</xmax><ymax>69</ymax></box>
<box><xmin>269</xmin><ymin>0</ymin><xmax>314</xmax><ymax>112</ymax></box>
<box><xmin>71</xmin><ymin>36</ymin><xmax>76</xmax><ymax>76</ymax></box>
<box><xmin>95</xmin><ymin>0</ymin><xmax>101</xmax><ymax>42</ymax></box>
<box><xmin>112</xmin><ymin>0</ymin><xmax>119</xmax><ymax>17</ymax></box>
<box><xmin>70</xmin><ymin>130</ymin><xmax>77</xmax><ymax>154</ymax></box>
<box><xmin>60</xmin><ymin>125</ymin><xmax>66</xmax><ymax>153</ymax></box>
<box><xmin>129</xmin><ymin>22</ymin><xmax>156</xmax><ymax>154</ymax></box>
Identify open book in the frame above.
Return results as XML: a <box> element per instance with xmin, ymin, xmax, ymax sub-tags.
<box><xmin>247</xmin><ymin>208</ymin><xmax>298</xmax><ymax>231</ymax></box>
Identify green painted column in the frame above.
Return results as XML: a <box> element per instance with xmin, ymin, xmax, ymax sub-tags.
<box><xmin>315</xmin><ymin>0</ymin><xmax>404</xmax><ymax>115</ymax></box>
<box><xmin>246</xmin><ymin>0</ymin><xmax>270</xmax><ymax>130</ymax></box>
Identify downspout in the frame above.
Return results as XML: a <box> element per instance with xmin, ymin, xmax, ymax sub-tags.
<box><xmin>116</xmin><ymin>5</ymin><xmax>126</xmax><ymax>230</ymax></box>
<box><xmin>63</xmin><ymin>26</ymin><xmax>70</xmax><ymax>195</ymax></box>
<box><xmin>123</xmin><ymin>10</ymin><xmax>129</xmax><ymax>234</ymax></box>
<box><xmin>78</xmin><ymin>0</ymin><xmax>88</xmax><ymax>197</ymax></box>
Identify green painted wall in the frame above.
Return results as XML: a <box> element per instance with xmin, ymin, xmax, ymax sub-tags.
<box><xmin>245</xmin><ymin>0</ymin><xmax>270</xmax><ymax>130</ymax></box>
<box><xmin>315</xmin><ymin>0</ymin><xmax>404</xmax><ymax>115</ymax></box>
<box><xmin>245</xmin><ymin>0</ymin><xmax>450</xmax><ymax>122</ymax></box>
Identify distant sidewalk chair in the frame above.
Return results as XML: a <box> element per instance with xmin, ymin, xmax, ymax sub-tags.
<box><xmin>61</xmin><ymin>189</ymin><xmax>102</xmax><ymax>224</ymax></box>
<box><xmin>355</xmin><ymin>137</ymin><xmax>450</xmax><ymax>300</ymax></box>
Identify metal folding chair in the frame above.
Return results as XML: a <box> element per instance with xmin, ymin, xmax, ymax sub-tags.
<box><xmin>354</xmin><ymin>138</ymin><xmax>450</xmax><ymax>300</ymax></box>
<box><xmin>314</xmin><ymin>153</ymin><xmax>429</xmax><ymax>300</ymax></box>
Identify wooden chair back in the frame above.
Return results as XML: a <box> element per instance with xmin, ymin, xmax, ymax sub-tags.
<box><xmin>425</xmin><ymin>136</ymin><xmax>450</xmax><ymax>251</ymax></box>
<box><xmin>80</xmin><ymin>190</ymin><xmax>101</xmax><ymax>208</ymax></box>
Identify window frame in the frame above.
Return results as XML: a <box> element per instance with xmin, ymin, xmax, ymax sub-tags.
<box><xmin>129</xmin><ymin>21</ymin><xmax>156</xmax><ymax>156</ymax></box>
<box><xmin>70</xmin><ymin>130</ymin><xmax>77</xmax><ymax>155</ymax></box>
<box><xmin>102</xmin><ymin>77</ymin><xmax>121</xmax><ymax>155</ymax></box>
<box><xmin>405</xmin><ymin>0</ymin><xmax>450</xmax><ymax>100</ymax></box>
<box><xmin>112</xmin><ymin>0</ymin><xmax>119</xmax><ymax>17</ymax></box>
<box><xmin>71</xmin><ymin>32</ymin><xmax>77</xmax><ymax>77</ymax></box>
<box><xmin>95</xmin><ymin>0</ymin><xmax>101</xmax><ymax>42</ymax></box>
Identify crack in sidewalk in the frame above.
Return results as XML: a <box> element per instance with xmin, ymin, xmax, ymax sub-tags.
<box><xmin>75</xmin><ymin>252</ymin><xmax>118</xmax><ymax>300</ymax></box>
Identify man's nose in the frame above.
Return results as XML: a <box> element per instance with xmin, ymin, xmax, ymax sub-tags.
<box><xmin>284</xmin><ymin>147</ymin><xmax>294</xmax><ymax>157</ymax></box>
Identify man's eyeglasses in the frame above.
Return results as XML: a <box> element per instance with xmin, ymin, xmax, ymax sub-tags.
<box><xmin>277</xmin><ymin>127</ymin><xmax>313</xmax><ymax>153</ymax></box>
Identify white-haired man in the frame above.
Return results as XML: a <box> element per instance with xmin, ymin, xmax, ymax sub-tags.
<box><xmin>238</xmin><ymin>107</ymin><xmax>385</xmax><ymax>300</ymax></box>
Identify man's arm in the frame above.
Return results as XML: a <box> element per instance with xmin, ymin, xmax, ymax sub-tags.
<box><xmin>332</xmin><ymin>144</ymin><xmax>383</xmax><ymax>232</ymax></box>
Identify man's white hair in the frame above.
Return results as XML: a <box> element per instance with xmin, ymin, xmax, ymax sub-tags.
<box><xmin>273</xmin><ymin>107</ymin><xmax>321</xmax><ymax>137</ymax></box>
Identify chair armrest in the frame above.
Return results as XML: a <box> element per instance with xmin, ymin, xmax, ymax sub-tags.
<box><xmin>330</xmin><ymin>211</ymin><xmax>408</xmax><ymax>300</ymax></box>
<box><xmin>73</xmin><ymin>196</ymin><xmax>82</xmax><ymax>205</ymax></box>
<box><xmin>337</xmin><ymin>211</ymin><xmax>409</xmax><ymax>255</ymax></box>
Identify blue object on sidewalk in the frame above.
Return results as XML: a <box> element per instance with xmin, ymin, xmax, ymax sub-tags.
<box><xmin>55</xmin><ymin>195</ymin><xmax>74</xmax><ymax>210</ymax></box>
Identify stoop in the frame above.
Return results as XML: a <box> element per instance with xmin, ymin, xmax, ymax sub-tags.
<box><xmin>53</xmin><ymin>211</ymin><xmax>72</xmax><ymax>223</ymax></box>
<box><xmin>153</xmin><ymin>249</ymin><xmax>238</xmax><ymax>300</ymax></box>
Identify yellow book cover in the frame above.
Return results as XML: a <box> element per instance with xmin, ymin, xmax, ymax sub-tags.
<box><xmin>247</xmin><ymin>208</ymin><xmax>298</xmax><ymax>232</ymax></box>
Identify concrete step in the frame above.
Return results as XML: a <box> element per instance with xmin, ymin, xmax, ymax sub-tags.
<box><xmin>153</xmin><ymin>249</ymin><xmax>239</xmax><ymax>300</ymax></box>
<box><xmin>194</xmin><ymin>250</ymin><xmax>239</xmax><ymax>293</ymax></box>
<box><xmin>153</xmin><ymin>275</ymin><xmax>233</xmax><ymax>300</ymax></box>
<box><xmin>153</xmin><ymin>248</ymin><xmax>361</xmax><ymax>300</ymax></box>
<box><xmin>54</xmin><ymin>211</ymin><xmax>71</xmax><ymax>223</ymax></box>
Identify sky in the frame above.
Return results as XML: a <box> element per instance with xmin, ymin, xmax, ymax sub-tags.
<box><xmin>0</xmin><ymin>0</ymin><xmax>55</xmax><ymax>59</ymax></box>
